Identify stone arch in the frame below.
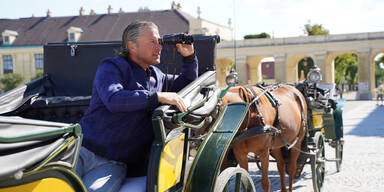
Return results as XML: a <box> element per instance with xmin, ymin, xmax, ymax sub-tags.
<box><xmin>326</xmin><ymin>51</ymin><xmax>355</xmax><ymax>84</ymax></box>
<box><xmin>286</xmin><ymin>54</ymin><xmax>311</xmax><ymax>83</ymax></box>
<box><xmin>260</xmin><ymin>57</ymin><xmax>275</xmax><ymax>84</ymax></box>
<box><xmin>372</xmin><ymin>49</ymin><xmax>384</xmax><ymax>63</ymax></box>
<box><xmin>246</xmin><ymin>55</ymin><xmax>272</xmax><ymax>84</ymax></box>
<box><xmin>372</xmin><ymin>49</ymin><xmax>384</xmax><ymax>87</ymax></box>
<box><xmin>297</xmin><ymin>57</ymin><xmax>314</xmax><ymax>81</ymax></box>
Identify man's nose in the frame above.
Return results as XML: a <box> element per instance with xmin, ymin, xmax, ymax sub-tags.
<box><xmin>156</xmin><ymin>43</ymin><xmax>162</xmax><ymax>50</ymax></box>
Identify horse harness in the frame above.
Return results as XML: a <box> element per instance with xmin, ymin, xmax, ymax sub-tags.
<box><xmin>234</xmin><ymin>84</ymin><xmax>303</xmax><ymax>150</ymax></box>
<box><xmin>239</xmin><ymin>85</ymin><xmax>278</xmax><ymax>128</ymax></box>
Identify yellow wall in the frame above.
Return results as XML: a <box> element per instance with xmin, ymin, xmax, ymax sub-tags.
<box><xmin>216</xmin><ymin>58</ymin><xmax>232</xmax><ymax>88</ymax></box>
<box><xmin>0</xmin><ymin>46</ymin><xmax>43</xmax><ymax>83</ymax></box>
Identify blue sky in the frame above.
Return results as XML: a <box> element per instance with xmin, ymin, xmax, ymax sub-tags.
<box><xmin>1</xmin><ymin>0</ymin><xmax>384</xmax><ymax>39</ymax></box>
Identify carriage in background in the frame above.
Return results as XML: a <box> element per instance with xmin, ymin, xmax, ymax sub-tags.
<box><xmin>294</xmin><ymin>65</ymin><xmax>344</xmax><ymax>192</ymax></box>
<box><xmin>0</xmin><ymin>33</ymin><xmax>343</xmax><ymax>192</ymax></box>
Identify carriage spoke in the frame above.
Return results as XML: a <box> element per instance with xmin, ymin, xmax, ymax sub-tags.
<box><xmin>235</xmin><ymin>173</ymin><xmax>241</xmax><ymax>192</ymax></box>
<box><xmin>224</xmin><ymin>185</ymin><xmax>229</xmax><ymax>192</ymax></box>
<box><xmin>311</xmin><ymin>132</ymin><xmax>325</xmax><ymax>192</ymax></box>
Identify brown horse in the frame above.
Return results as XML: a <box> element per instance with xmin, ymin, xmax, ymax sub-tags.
<box><xmin>221</xmin><ymin>84</ymin><xmax>307</xmax><ymax>192</ymax></box>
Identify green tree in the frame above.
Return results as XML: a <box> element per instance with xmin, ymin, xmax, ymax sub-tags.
<box><xmin>31</xmin><ymin>69</ymin><xmax>44</xmax><ymax>81</ymax></box>
<box><xmin>375</xmin><ymin>54</ymin><xmax>384</xmax><ymax>86</ymax></box>
<box><xmin>0</xmin><ymin>73</ymin><xmax>24</xmax><ymax>93</ymax></box>
<box><xmin>297</xmin><ymin>57</ymin><xmax>314</xmax><ymax>79</ymax></box>
<box><xmin>304</xmin><ymin>21</ymin><xmax>329</xmax><ymax>36</ymax></box>
<box><xmin>334</xmin><ymin>53</ymin><xmax>358</xmax><ymax>85</ymax></box>
<box><xmin>226</xmin><ymin>61</ymin><xmax>236</xmax><ymax>73</ymax></box>
<box><xmin>244</xmin><ymin>32</ymin><xmax>271</xmax><ymax>39</ymax></box>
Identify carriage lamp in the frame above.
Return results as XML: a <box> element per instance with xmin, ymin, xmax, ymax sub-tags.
<box><xmin>307</xmin><ymin>65</ymin><xmax>322</xmax><ymax>83</ymax></box>
<box><xmin>220</xmin><ymin>69</ymin><xmax>239</xmax><ymax>99</ymax></box>
<box><xmin>225</xmin><ymin>69</ymin><xmax>239</xmax><ymax>86</ymax></box>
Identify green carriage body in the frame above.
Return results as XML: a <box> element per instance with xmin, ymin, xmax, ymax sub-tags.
<box><xmin>295</xmin><ymin>75</ymin><xmax>345</xmax><ymax>192</ymax></box>
<box><xmin>306</xmin><ymin>92</ymin><xmax>344</xmax><ymax>142</ymax></box>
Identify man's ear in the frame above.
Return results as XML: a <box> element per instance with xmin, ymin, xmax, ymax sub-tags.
<box><xmin>127</xmin><ymin>41</ymin><xmax>137</xmax><ymax>53</ymax></box>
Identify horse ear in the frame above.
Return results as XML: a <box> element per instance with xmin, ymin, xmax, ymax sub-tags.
<box><xmin>239</xmin><ymin>88</ymin><xmax>244</xmax><ymax>100</ymax></box>
<box><xmin>238</xmin><ymin>87</ymin><xmax>249</xmax><ymax>103</ymax></box>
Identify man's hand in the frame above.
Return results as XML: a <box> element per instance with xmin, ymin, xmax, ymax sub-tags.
<box><xmin>157</xmin><ymin>92</ymin><xmax>186</xmax><ymax>112</ymax></box>
<box><xmin>176</xmin><ymin>43</ymin><xmax>194</xmax><ymax>57</ymax></box>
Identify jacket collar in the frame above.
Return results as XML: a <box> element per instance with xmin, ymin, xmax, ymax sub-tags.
<box><xmin>123</xmin><ymin>56</ymin><xmax>153</xmax><ymax>76</ymax></box>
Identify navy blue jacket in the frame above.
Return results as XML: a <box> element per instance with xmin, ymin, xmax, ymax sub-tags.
<box><xmin>80</xmin><ymin>55</ymin><xmax>198</xmax><ymax>164</ymax></box>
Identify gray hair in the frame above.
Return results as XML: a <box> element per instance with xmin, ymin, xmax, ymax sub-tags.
<box><xmin>118</xmin><ymin>21</ymin><xmax>159</xmax><ymax>59</ymax></box>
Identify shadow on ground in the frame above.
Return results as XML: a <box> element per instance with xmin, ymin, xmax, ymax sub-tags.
<box><xmin>345</xmin><ymin>105</ymin><xmax>384</xmax><ymax>137</ymax></box>
<box><xmin>249</xmin><ymin>164</ymin><xmax>313</xmax><ymax>192</ymax></box>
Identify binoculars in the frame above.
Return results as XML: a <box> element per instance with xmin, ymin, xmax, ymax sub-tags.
<box><xmin>159</xmin><ymin>33</ymin><xmax>194</xmax><ymax>45</ymax></box>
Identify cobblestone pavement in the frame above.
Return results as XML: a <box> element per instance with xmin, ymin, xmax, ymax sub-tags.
<box><xmin>249</xmin><ymin>100</ymin><xmax>384</xmax><ymax>192</ymax></box>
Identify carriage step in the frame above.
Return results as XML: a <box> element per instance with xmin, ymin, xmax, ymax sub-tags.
<box><xmin>316</xmin><ymin>158</ymin><xmax>326</xmax><ymax>164</ymax></box>
<box><xmin>324</xmin><ymin>157</ymin><xmax>341</xmax><ymax>162</ymax></box>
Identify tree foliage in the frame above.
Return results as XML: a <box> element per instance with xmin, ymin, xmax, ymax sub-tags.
<box><xmin>304</xmin><ymin>21</ymin><xmax>329</xmax><ymax>36</ymax></box>
<box><xmin>375</xmin><ymin>54</ymin><xmax>384</xmax><ymax>86</ymax></box>
<box><xmin>0</xmin><ymin>73</ymin><xmax>24</xmax><ymax>93</ymax></box>
<box><xmin>226</xmin><ymin>61</ymin><xmax>236</xmax><ymax>73</ymax></box>
<box><xmin>297</xmin><ymin>57</ymin><xmax>314</xmax><ymax>79</ymax></box>
<box><xmin>244</xmin><ymin>32</ymin><xmax>271</xmax><ymax>39</ymax></box>
<box><xmin>334</xmin><ymin>53</ymin><xmax>358</xmax><ymax>85</ymax></box>
<box><xmin>31</xmin><ymin>70</ymin><xmax>44</xmax><ymax>81</ymax></box>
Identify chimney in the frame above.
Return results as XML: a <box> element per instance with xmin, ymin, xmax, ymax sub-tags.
<box><xmin>171</xmin><ymin>1</ymin><xmax>176</xmax><ymax>9</ymax></box>
<box><xmin>197</xmin><ymin>6</ymin><xmax>201</xmax><ymax>19</ymax></box>
<box><xmin>90</xmin><ymin>9</ymin><xmax>95</xmax><ymax>15</ymax></box>
<box><xmin>107</xmin><ymin>5</ymin><xmax>112</xmax><ymax>14</ymax></box>
<box><xmin>138</xmin><ymin>6</ymin><xmax>150</xmax><ymax>12</ymax></box>
<box><xmin>119</xmin><ymin>8</ymin><xmax>124</xmax><ymax>14</ymax></box>
<box><xmin>79</xmin><ymin>7</ymin><xmax>85</xmax><ymax>16</ymax></box>
<box><xmin>46</xmin><ymin>9</ymin><xmax>51</xmax><ymax>17</ymax></box>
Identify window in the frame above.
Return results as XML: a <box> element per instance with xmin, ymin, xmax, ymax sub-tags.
<box><xmin>67</xmin><ymin>27</ymin><xmax>83</xmax><ymax>42</ymax></box>
<box><xmin>34</xmin><ymin>53</ymin><xmax>44</xmax><ymax>70</ymax></box>
<box><xmin>2</xmin><ymin>30</ymin><xmax>18</xmax><ymax>45</ymax></box>
<box><xmin>2</xmin><ymin>55</ymin><xmax>13</xmax><ymax>74</ymax></box>
<box><xmin>69</xmin><ymin>33</ymin><xmax>75</xmax><ymax>41</ymax></box>
<box><xmin>3</xmin><ymin>36</ymin><xmax>9</xmax><ymax>44</ymax></box>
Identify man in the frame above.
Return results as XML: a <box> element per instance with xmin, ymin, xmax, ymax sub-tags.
<box><xmin>377</xmin><ymin>83</ymin><xmax>384</xmax><ymax>105</ymax></box>
<box><xmin>76</xmin><ymin>21</ymin><xmax>198</xmax><ymax>192</ymax></box>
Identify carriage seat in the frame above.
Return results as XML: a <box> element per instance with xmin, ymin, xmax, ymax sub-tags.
<box><xmin>25</xmin><ymin>96</ymin><xmax>91</xmax><ymax>123</ymax></box>
<box><xmin>317</xmin><ymin>83</ymin><xmax>336</xmax><ymax>100</ymax></box>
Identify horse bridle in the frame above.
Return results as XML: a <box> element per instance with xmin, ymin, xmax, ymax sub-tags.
<box><xmin>241</xmin><ymin>85</ymin><xmax>280</xmax><ymax>129</ymax></box>
<box><xmin>238</xmin><ymin>84</ymin><xmax>305</xmax><ymax>150</ymax></box>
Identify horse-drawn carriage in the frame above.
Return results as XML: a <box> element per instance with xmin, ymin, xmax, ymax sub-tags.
<box><xmin>0</xmin><ymin>34</ymin><xmax>343</xmax><ymax>192</ymax></box>
<box><xmin>294</xmin><ymin>65</ymin><xmax>344</xmax><ymax>192</ymax></box>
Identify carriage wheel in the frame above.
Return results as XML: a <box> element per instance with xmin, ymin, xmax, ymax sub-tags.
<box><xmin>214</xmin><ymin>167</ymin><xmax>256</xmax><ymax>192</ymax></box>
<box><xmin>311</xmin><ymin>132</ymin><xmax>325</xmax><ymax>192</ymax></box>
<box><xmin>335</xmin><ymin>139</ymin><xmax>344</xmax><ymax>172</ymax></box>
